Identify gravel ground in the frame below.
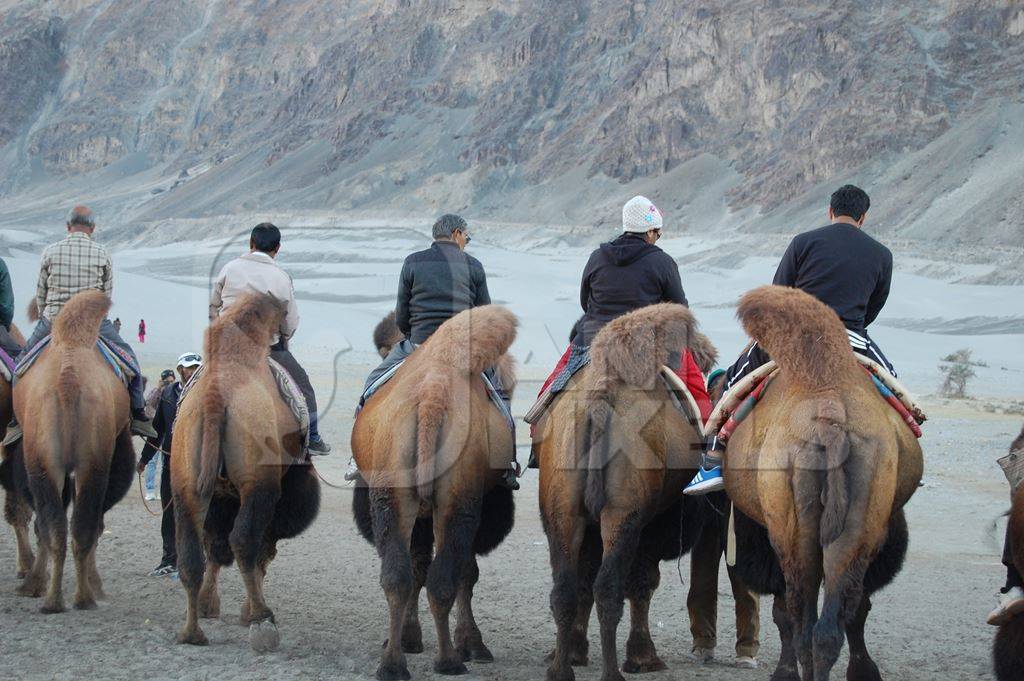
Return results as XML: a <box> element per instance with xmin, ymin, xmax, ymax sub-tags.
<box><xmin>0</xmin><ymin>388</ymin><xmax>1018</xmax><ymax>681</ymax></box>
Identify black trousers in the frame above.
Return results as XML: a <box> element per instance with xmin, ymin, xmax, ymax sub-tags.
<box><xmin>159</xmin><ymin>453</ymin><xmax>176</xmax><ymax>566</ymax></box>
<box><xmin>269</xmin><ymin>345</ymin><xmax>320</xmax><ymax>439</ymax></box>
<box><xmin>0</xmin><ymin>326</ymin><xmax>21</xmax><ymax>358</ymax></box>
<box><xmin>1004</xmin><ymin>523</ymin><xmax>1023</xmax><ymax>591</ymax></box>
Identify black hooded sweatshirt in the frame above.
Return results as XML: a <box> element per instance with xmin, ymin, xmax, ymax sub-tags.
<box><xmin>576</xmin><ymin>232</ymin><xmax>687</xmax><ymax>346</ymax></box>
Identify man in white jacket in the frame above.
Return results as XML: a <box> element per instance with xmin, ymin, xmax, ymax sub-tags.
<box><xmin>209</xmin><ymin>223</ymin><xmax>330</xmax><ymax>454</ymax></box>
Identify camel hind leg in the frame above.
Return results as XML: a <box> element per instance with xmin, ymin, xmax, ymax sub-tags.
<box><xmin>622</xmin><ymin>542</ymin><xmax>666</xmax><ymax>674</ymax></box>
<box><xmin>17</xmin><ymin>518</ymin><xmax>49</xmax><ymax>598</ymax></box>
<box><xmin>26</xmin><ymin>465</ymin><xmax>69</xmax><ymax>614</ymax></box>
<box><xmin>594</xmin><ymin>509</ymin><xmax>643</xmax><ymax>681</ymax></box>
<box><xmin>454</xmin><ymin>554</ymin><xmax>491</xmax><ymax>663</ymax></box>
<box><xmin>372</xmin><ymin>486</ymin><xmax>419</xmax><ymax>681</ymax></box>
<box><xmin>70</xmin><ymin>460</ymin><xmax>111</xmax><ymax>610</ymax></box>
<box><xmin>175</xmin><ymin>491</ymin><xmax>209</xmax><ymax>646</ymax></box>
<box><xmin>426</xmin><ymin>499</ymin><xmax>482</xmax><ymax>675</ymax></box>
<box><xmin>2</xmin><ymin>443</ymin><xmax>35</xmax><ymax>578</ymax></box>
<box><xmin>230</xmin><ymin>484</ymin><xmax>282</xmax><ymax>653</ymax></box>
<box><xmin>397</xmin><ymin>518</ymin><xmax>432</xmax><ymax>655</ymax></box>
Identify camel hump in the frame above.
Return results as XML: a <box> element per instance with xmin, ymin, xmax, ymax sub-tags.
<box><xmin>205</xmin><ymin>292</ymin><xmax>286</xmax><ymax>366</ymax></box>
<box><xmin>420</xmin><ymin>304</ymin><xmax>518</xmax><ymax>375</ymax></box>
<box><xmin>52</xmin><ymin>291</ymin><xmax>111</xmax><ymax>347</ymax></box>
<box><xmin>737</xmin><ymin>285</ymin><xmax>858</xmax><ymax>389</ymax></box>
<box><xmin>589</xmin><ymin>302</ymin><xmax>696</xmax><ymax>389</ymax></box>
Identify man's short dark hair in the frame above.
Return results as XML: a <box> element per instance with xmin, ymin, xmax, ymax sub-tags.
<box><xmin>432</xmin><ymin>214</ymin><xmax>467</xmax><ymax>240</ymax></box>
<box><xmin>829</xmin><ymin>185</ymin><xmax>870</xmax><ymax>222</ymax></box>
<box><xmin>250</xmin><ymin>222</ymin><xmax>281</xmax><ymax>253</ymax></box>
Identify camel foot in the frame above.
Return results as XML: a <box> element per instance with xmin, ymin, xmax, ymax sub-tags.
<box><xmin>546</xmin><ymin>664</ymin><xmax>576</xmax><ymax>681</ymax></box>
<box><xmin>847</xmin><ymin>654</ymin><xmax>882</xmax><ymax>681</ymax></box>
<box><xmin>433</xmin><ymin>655</ymin><xmax>468</xmax><ymax>675</ymax></box>
<box><xmin>40</xmin><ymin>598</ymin><xmax>65</xmax><ymax>614</ymax></box>
<box><xmin>770</xmin><ymin>665</ymin><xmax>801</xmax><ymax>681</ymax></box>
<box><xmin>456</xmin><ymin>636</ymin><xmax>493</xmax><ymax>663</ymax></box>
<box><xmin>546</xmin><ymin>647</ymin><xmax>589</xmax><ymax>667</ymax></box>
<box><xmin>601</xmin><ymin>669</ymin><xmax>627</xmax><ymax>681</ymax></box>
<box><xmin>249</xmin><ymin>620</ymin><xmax>280</xmax><ymax>653</ymax></box>
<box><xmin>16</xmin><ymin>578</ymin><xmax>46</xmax><ymax>598</ymax></box>
<box><xmin>177</xmin><ymin>626</ymin><xmax>209</xmax><ymax>646</ymax></box>
<box><xmin>622</xmin><ymin>655</ymin><xmax>667</xmax><ymax>674</ymax></box>
<box><xmin>375</xmin><ymin>661</ymin><xmax>411</xmax><ymax>681</ymax></box>
<box><xmin>73</xmin><ymin>596</ymin><xmax>98</xmax><ymax>611</ymax></box>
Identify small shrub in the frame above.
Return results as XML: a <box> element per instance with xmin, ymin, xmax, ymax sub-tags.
<box><xmin>938</xmin><ymin>348</ymin><xmax>977</xmax><ymax>398</ymax></box>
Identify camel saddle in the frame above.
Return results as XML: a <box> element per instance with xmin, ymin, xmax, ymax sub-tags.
<box><xmin>0</xmin><ymin>347</ymin><xmax>15</xmax><ymax>382</ymax></box>
<box><xmin>13</xmin><ymin>335</ymin><xmax>135</xmax><ymax>387</ymax></box>
<box><xmin>524</xmin><ymin>356</ymin><xmax>705</xmax><ymax>435</ymax></box>
<box><xmin>179</xmin><ymin>359</ymin><xmax>311</xmax><ymax>454</ymax></box>
<box><xmin>706</xmin><ymin>355</ymin><xmax>927</xmax><ymax>444</ymax></box>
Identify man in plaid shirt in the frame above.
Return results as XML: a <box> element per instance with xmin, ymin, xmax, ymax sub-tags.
<box><xmin>4</xmin><ymin>206</ymin><xmax>157</xmax><ymax>444</ymax></box>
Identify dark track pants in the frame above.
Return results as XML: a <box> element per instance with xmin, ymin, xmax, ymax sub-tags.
<box><xmin>159</xmin><ymin>453</ymin><xmax>176</xmax><ymax>567</ymax></box>
<box><xmin>269</xmin><ymin>346</ymin><xmax>321</xmax><ymax>441</ymax></box>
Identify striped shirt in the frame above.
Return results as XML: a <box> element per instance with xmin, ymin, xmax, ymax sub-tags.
<box><xmin>36</xmin><ymin>232</ymin><xmax>113</xmax><ymax>320</ymax></box>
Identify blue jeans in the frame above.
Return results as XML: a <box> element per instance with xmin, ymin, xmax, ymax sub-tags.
<box><xmin>18</xmin><ymin>317</ymin><xmax>146</xmax><ymax>411</ymax></box>
<box><xmin>144</xmin><ymin>455</ymin><xmax>160</xmax><ymax>493</ymax></box>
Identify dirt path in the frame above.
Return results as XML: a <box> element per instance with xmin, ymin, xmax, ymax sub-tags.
<box><xmin>0</xmin><ymin>402</ymin><xmax>1017</xmax><ymax>681</ymax></box>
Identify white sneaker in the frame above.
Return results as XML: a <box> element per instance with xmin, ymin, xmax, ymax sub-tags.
<box><xmin>144</xmin><ymin>491</ymin><xmax>159</xmax><ymax>501</ymax></box>
<box><xmin>344</xmin><ymin>458</ymin><xmax>360</xmax><ymax>482</ymax></box>
<box><xmin>987</xmin><ymin>586</ymin><xmax>1024</xmax><ymax>626</ymax></box>
<box><xmin>735</xmin><ymin>656</ymin><xmax>758</xmax><ymax>669</ymax></box>
<box><xmin>688</xmin><ymin>647</ymin><xmax>714</xmax><ymax>664</ymax></box>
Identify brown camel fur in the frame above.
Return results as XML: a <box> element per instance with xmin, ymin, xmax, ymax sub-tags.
<box><xmin>12</xmin><ymin>291</ymin><xmax>136</xmax><ymax>612</ymax></box>
<box><xmin>171</xmin><ymin>292</ymin><xmax>320</xmax><ymax>652</ymax></box>
<box><xmin>535</xmin><ymin>303</ymin><xmax>708</xmax><ymax>681</ymax></box>
<box><xmin>993</xmin><ymin>425</ymin><xmax>1024</xmax><ymax>681</ymax></box>
<box><xmin>351</xmin><ymin>304</ymin><xmax>518</xmax><ymax>680</ymax></box>
<box><xmin>723</xmin><ymin>285</ymin><xmax>923</xmax><ymax>681</ymax></box>
<box><xmin>1</xmin><ymin>322</ymin><xmax>35</xmax><ymax>579</ymax></box>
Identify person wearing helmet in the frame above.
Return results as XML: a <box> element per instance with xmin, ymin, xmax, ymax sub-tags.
<box><xmin>137</xmin><ymin>352</ymin><xmax>203</xmax><ymax>577</ymax></box>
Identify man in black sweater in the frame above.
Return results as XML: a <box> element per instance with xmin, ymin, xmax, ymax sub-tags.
<box><xmin>358</xmin><ymin>214</ymin><xmax>516</xmax><ymax>487</ymax></box>
<box><xmin>686</xmin><ymin>184</ymin><xmax>896</xmax><ymax>495</ymax></box>
<box><xmin>137</xmin><ymin>352</ymin><xmax>202</xmax><ymax>576</ymax></box>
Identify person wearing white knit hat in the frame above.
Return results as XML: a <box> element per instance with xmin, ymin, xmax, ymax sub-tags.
<box><xmin>621</xmin><ymin>195</ymin><xmax>664</xmax><ymax>234</ymax></box>
<box><xmin>532</xmin><ymin>195</ymin><xmax>713</xmax><ymax>440</ymax></box>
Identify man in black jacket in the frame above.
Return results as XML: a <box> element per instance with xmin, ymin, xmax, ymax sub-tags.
<box><xmin>686</xmin><ymin>184</ymin><xmax>896</xmax><ymax>494</ymax></box>
<box><xmin>357</xmin><ymin>214</ymin><xmax>517</xmax><ymax>487</ymax></box>
<box><xmin>137</xmin><ymin>351</ymin><xmax>202</xmax><ymax>576</ymax></box>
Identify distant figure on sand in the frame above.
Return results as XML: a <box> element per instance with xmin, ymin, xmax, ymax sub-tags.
<box><xmin>113</xmin><ymin>317</ymin><xmax>122</xmax><ymax>334</ymax></box>
<box><xmin>138</xmin><ymin>319</ymin><xmax>146</xmax><ymax>343</ymax></box>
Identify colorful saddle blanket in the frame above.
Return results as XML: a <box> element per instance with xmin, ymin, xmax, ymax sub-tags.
<box><xmin>13</xmin><ymin>335</ymin><xmax>136</xmax><ymax>387</ymax></box>
<box><xmin>524</xmin><ymin>346</ymin><xmax>704</xmax><ymax>431</ymax></box>
<box><xmin>359</xmin><ymin>359</ymin><xmax>514</xmax><ymax>434</ymax></box>
<box><xmin>179</xmin><ymin>359</ymin><xmax>310</xmax><ymax>453</ymax></box>
<box><xmin>0</xmin><ymin>348</ymin><xmax>15</xmax><ymax>382</ymax></box>
<box><xmin>706</xmin><ymin>355</ymin><xmax>927</xmax><ymax>444</ymax></box>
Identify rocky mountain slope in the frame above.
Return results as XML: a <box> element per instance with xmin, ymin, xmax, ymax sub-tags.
<box><xmin>0</xmin><ymin>0</ymin><xmax>1021</xmax><ymax>249</ymax></box>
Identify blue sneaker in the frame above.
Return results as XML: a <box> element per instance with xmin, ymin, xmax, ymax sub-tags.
<box><xmin>684</xmin><ymin>466</ymin><xmax>724</xmax><ymax>495</ymax></box>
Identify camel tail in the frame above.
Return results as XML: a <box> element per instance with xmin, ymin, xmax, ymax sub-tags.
<box><xmin>51</xmin><ymin>290</ymin><xmax>110</xmax><ymax>347</ymax></box>
<box><xmin>196</xmin><ymin>383</ymin><xmax>225</xmax><ymax>500</ymax></box>
<box><xmin>415</xmin><ymin>371</ymin><xmax>448</xmax><ymax>503</ymax></box>
<box><xmin>582</xmin><ymin>393</ymin><xmax>613</xmax><ymax>520</ymax></box>
<box><xmin>737</xmin><ymin>285</ymin><xmax>857</xmax><ymax>389</ymax></box>
<box><xmin>816</xmin><ymin>399</ymin><xmax>851</xmax><ymax>546</ymax></box>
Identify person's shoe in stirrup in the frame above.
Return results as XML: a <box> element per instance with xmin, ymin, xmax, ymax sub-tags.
<box><xmin>501</xmin><ymin>462</ymin><xmax>524</xmax><ymax>489</ymax></box>
<box><xmin>130</xmin><ymin>409</ymin><xmax>158</xmax><ymax>439</ymax></box>
<box><xmin>987</xmin><ymin>586</ymin><xmax>1024</xmax><ymax>626</ymax></box>
<box><xmin>684</xmin><ymin>465</ymin><xmax>724</xmax><ymax>495</ymax></box>
<box><xmin>2</xmin><ymin>420</ymin><xmax>22</xmax><ymax>447</ymax></box>
<box><xmin>344</xmin><ymin>458</ymin><xmax>360</xmax><ymax>482</ymax></box>
<box><xmin>307</xmin><ymin>436</ymin><xmax>331</xmax><ymax>456</ymax></box>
